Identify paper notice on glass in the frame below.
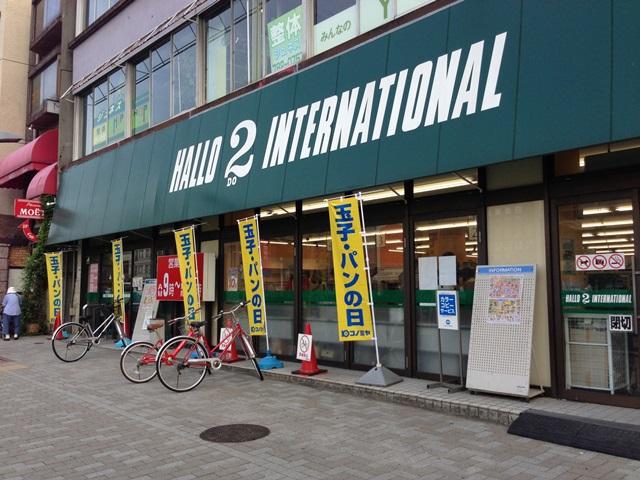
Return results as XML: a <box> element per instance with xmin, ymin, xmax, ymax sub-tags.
<box><xmin>418</xmin><ymin>257</ymin><xmax>437</xmax><ymax>306</ymax></box>
<box><xmin>438</xmin><ymin>256</ymin><xmax>457</xmax><ymax>287</ymax></box>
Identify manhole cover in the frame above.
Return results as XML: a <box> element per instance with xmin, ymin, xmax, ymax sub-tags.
<box><xmin>200</xmin><ymin>424</ymin><xmax>270</xmax><ymax>443</ymax></box>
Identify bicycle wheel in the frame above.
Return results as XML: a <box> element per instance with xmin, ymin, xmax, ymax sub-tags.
<box><xmin>156</xmin><ymin>336</ymin><xmax>209</xmax><ymax>393</ymax></box>
<box><xmin>239</xmin><ymin>332</ymin><xmax>264</xmax><ymax>381</ymax></box>
<box><xmin>51</xmin><ymin>322</ymin><xmax>91</xmax><ymax>362</ymax></box>
<box><xmin>120</xmin><ymin>341</ymin><xmax>158</xmax><ymax>383</ymax></box>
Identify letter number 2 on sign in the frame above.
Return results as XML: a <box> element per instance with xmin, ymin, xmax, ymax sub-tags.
<box><xmin>225</xmin><ymin>120</ymin><xmax>257</xmax><ymax>183</ymax></box>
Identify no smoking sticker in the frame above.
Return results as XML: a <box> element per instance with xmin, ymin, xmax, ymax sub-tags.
<box><xmin>296</xmin><ymin>333</ymin><xmax>312</xmax><ymax>362</ymax></box>
<box><xmin>575</xmin><ymin>253</ymin><xmax>626</xmax><ymax>271</ymax></box>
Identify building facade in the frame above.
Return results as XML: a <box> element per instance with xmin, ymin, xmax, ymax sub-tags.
<box><xmin>50</xmin><ymin>0</ymin><xmax>640</xmax><ymax>408</ymax></box>
<box><xmin>0</xmin><ymin>0</ymin><xmax>39</xmax><ymax>293</ymax></box>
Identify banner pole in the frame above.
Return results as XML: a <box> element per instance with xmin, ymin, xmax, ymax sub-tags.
<box><xmin>353</xmin><ymin>192</ymin><xmax>402</xmax><ymax>387</ymax></box>
<box><xmin>254</xmin><ymin>215</ymin><xmax>271</xmax><ymax>353</ymax></box>
<box><xmin>356</xmin><ymin>192</ymin><xmax>381</xmax><ymax>367</ymax></box>
<box><xmin>191</xmin><ymin>225</ymin><xmax>202</xmax><ymax>324</ymax></box>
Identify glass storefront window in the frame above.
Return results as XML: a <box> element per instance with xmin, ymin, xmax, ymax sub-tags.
<box><xmin>172</xmin><ymin>25</ymin><xmax>197</xmax><ymax>115</ymax></box>
<box><xmin>259</xmin><ymin>234</ymin><xmax>295</xmax><ymax>356</ymax></box>
<box><xmin>558</xmin><ymin>199</ymin><xmax>637</xmax><ymax>396</ymax></box>
<box><xmin>302</xmin><ymin>231</ymin><xmax>342</xmax><ymax>362</ymax></box>
<box><xmin>265</xmin><ymin>0</ymin><xmax>304</xmax><ymax>74</ymax></box>
<box><xmin>259</xmin><ymin>202</ymin><xmax>296</xmax><ymax>219</ymax></box>
<box><xmin>206</xmin><ymin>7</ymin><xmax>232</xmax><ymax>102</ymax></box>
<box><xmin>353</xmin><ymin>224</ymin><xmax>405</xmax><ymax>369</ymax></box>
<box><xmin>314</xmin><ymin>0</ymin><xmax>357</xmax><ymax>54</ymax></box>
<box><xmin>413</xmin><ymin>169</ymin><xmax>478</xmax><ymax>198</ymax></box>
<box><xmin>414</xmin><ymin>215</ymin><xmax>477</xmax><ymax>379</ymax></box>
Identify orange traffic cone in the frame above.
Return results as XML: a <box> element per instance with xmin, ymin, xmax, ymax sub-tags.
<box><xmin>219</xmin><ymin>318</ymin><xmax>241</xmax><ymax>363</ymax></box>
<box><xmin>53</xmin><ymin>314</ymin><xmax>63</xmax><ymax>340</ymax></box>
<box><xmin>292</xmin><ymin>324</ymin><xmax>327</xmax><ymax>376</ymax></box>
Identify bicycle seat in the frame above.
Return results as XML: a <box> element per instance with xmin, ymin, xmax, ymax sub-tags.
<box><xmin>146</xmin><ymin>321</ymin><xmax>164</xmax><ymax>331</ymax></box>
<box><xmin>189</xmin><ymin>321</ymin><xmax>206</xmax><ymax>329</ymax></box>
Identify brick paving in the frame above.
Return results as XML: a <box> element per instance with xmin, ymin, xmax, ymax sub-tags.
<box><xmin>1</xmin><ymin>336</ymin><xmax>640</xmax><ymax>480</ymax></box>
<box><xmin>227</xmin><ymin>360</ymin><xmax>640</xmax><ymax>426</ymax></box>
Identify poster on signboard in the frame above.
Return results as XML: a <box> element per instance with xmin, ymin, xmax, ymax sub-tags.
<box><xmin>487</xmin><ymin>276</ymin><xmax>523</xmax><ymax>325</ymax></box>
<box><xmin>132</xmin><ymin>279</ymin><xmax>160</xmax><ymax>343</ymax></box>
<box><xmin>466</xmin><ymin>265</ymin><xmax>537</xmax><ymax>398</ymax></box>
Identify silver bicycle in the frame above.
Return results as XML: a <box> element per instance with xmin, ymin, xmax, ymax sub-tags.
<box><xmin>51</xmin><ymin>300</ymin><xmax>127</xmax><ymax>362</ymax></box>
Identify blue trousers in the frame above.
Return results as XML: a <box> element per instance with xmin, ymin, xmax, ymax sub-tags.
<box><xmin>2</xmin><ymin>314</ymin><xmax>20</xmax><ymax>336</ymax></box>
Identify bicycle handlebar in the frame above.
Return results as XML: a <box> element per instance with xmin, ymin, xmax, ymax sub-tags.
<box><xmin>212</xmin><ymin>300</ymin><xmax>249</xmax><ymax>321</ymax></box>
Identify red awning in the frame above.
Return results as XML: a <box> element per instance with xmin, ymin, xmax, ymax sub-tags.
<box><xmin>0</xmin><ymin>128</ymin><xmax>57</xmax><ymax>188</ymax></box>
<box><xmin>26</xmin><ymin>162</ymin><xmax>57</xmax><ymax>199</ymax></box>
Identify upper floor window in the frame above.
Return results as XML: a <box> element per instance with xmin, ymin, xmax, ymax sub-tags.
<box><xmin>265</xmin><ymin>0</ymin><xmax>304</xmax><ymax>74</ymax></box>
<box><xmin>34</xmin><ymin>0</ymin><xmax>61</xmax><ymax>38</ymax></box>
<box><xmin>86</xmin><ymin>0</ymin><xmax>116</xmax><ymax>27</ymax></box>
<box><xmin>84</xmin><ymin>68</ymin><xmax>125</xmax><ymax>154</ymax></box>
<box><xmin>31</xmin><ymin>60</ymin><xmax>59</xmax><ymax>115</ymax></box>
<box><xmin>314</xmin><ymin>0</ymin><xmax>436</xmax><ymax>54</ymax></box>
<box><xmin>132</xmin><ymin>25</ymin><xmax>197</xmax><ymax>134</ymax></box>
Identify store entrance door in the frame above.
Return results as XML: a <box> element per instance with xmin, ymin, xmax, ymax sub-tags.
<box><xmin>555</xmin><ymin>195</ymin><xmax>640</xmax><ymax>405</ymax></box>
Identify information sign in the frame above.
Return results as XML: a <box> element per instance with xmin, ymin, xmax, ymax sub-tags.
<box><xmin>609</xmin><ymin>314</ymin><xmax>633</xmax><ymax>333</ymax></box>
<box><xmin>436</xmin><ymin>290</ymin><xmax>459</xmax><ymax>330</ymax></box>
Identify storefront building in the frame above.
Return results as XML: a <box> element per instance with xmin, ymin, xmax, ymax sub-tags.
<box><xmin>51</xmin><ymin>0</ymin><xmax>640</xmax><ymax>407</ymax></box>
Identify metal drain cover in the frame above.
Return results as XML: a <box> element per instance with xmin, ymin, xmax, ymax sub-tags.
<box><xmin>200</xmin><ymin>424</ymin><xmax>270</xmax><ymax>443</ymax></box>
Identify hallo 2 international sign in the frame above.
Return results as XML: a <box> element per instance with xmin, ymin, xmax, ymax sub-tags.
<box><xmin>14</xmin><ymin>199</ymin><xmax>44</xmax><ymax>220</ymax></box>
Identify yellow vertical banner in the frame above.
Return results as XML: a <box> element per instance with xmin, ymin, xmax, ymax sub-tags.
<box><xmin>328</xmin><ymin>196</ymin><xmax>374</xmax><ymax>341</ymax></box>
<box><xmin>174</xmin><ymin>226</ymin><xmax>201</xmax><ymax>323</ymax></box>
<box><xmin>111</xmin><ymin>239</ymin><xmax>126</xmax><ymax>318</ymax></box>
<box><xmin>45</xmin><ymin>252</ymin><xmax>63</xmax><ymax>324</ymax></box>
<box><xmin>238</xmin><ymin>216</ymin><xmax>267</xmax><ymax>336</ymax></box>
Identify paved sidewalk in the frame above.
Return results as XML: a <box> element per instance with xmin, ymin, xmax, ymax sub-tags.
<box><xmin>1</xmin><ymin>336</ymin><xmax>640</xmax><ymax>480</ymax></box>
<box><xmin>227</xmin><ymin>359</ymin><xmax>640</xmax><ymax>426</ymax></box>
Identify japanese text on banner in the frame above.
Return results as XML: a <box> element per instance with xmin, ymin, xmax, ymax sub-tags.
<box><xmin>238</xmin><ymin>216</ymin><xmax>267</xmax><ymax>336</ymax></box>
<box><xmin>111</xmin><ymin>239</ymin><xmax>126</xmax><ymax>318</ymax></box>
<box><xmin>45</xmin><ymin>252</ymin><xmax>63</xmax><ymax>324</ymax></box>
<box><xmin>174</xmin><ymin>227</ymin><xmax>201</xmax><ymax>323</ymax></box>
<box><xmin>328</xmin><ymin>197</ymin><xmax>374</xmax><ymax>341</ymax></box>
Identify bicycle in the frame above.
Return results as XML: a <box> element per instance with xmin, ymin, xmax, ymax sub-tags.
<box><xmin>155</xmin><ymin>300</ymin><xmax>263</xmax><ymax>392</ymax></box>
<box><xmin>119</xmin><ymin>312</ymin><xmax>195</xmax><ymax>383</ymax></box>
<box><xmin>51</xmin><ymin>300</ymin><xmax>127</xmax><ymax>362</ymax></box>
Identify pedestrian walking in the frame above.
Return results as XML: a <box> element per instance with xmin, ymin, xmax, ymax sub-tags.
<box><xmin>2</xmin><ymin>287</ymin><xmax>22</xmax><ymax>340</ymax></box>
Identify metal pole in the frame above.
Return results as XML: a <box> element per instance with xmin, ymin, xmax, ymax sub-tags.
<box><xmin>458</xmin><ymin>326</ymin><xmax>464</xmax><ymax>387</ymax></box>
<box><xmin>191</xmin><ymin>226</ymin><xmax>202</xmax><ymax>324</ymax></box>
<box><xmin>436</xmin><ymin>327</ymin><xmax>444</xmax><ymax>384</ymax></box>
<box><xmin>356</xmin><ymin>192</ymin><xmax>381</xmax><ymax>367</ymax></box>
<box><xmin>254</xmin><ymin>214</ymin><xmax>270</xmax><ymax>352</ymax></box>
<box><xmin>632</xmin><ymin>256</ymin><xmax>638</xmax><ymax>334</ymax></box>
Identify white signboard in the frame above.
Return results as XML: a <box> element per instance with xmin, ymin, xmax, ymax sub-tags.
<box><xmin>575</xmin><ymin>253</ymin><xmax>625</xmax><ymax>271</ymax></box>
<box><xmin>296</xmin><ymin>333</ymin><xmax>313</xmax><ymax>362</ymax></box>
<box><xmin>609</xmin><ymin>314</ymin><xmax>633</xmax><ymax>333</ymax></box>
<box><xmin>131</xmin><ymin>279</ymin><xmax>160</xmax><ymax>343</ymax></box>
<box><xmin>466</xmin><ymin>265</ymin><xmax>537</xmax><ymax>398</ymax></box>
<box><xmin>436</xmin><ymin>290</ymin><xmax>459</xmax><ymax>330</ymax></box>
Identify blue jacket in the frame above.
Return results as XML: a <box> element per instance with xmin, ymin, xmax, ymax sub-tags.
<box><xmin>2</xmin><ymin>293</ymin><xmax>21</xmax><ymax>316</ymax></box>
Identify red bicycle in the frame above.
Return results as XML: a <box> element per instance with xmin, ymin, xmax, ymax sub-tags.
<box><xmin>119</xmin><ymin>313</ymin><xmax>194</xmax><ymax>383</ymax></box>
<box><xmin>155</xmin><ymin>301</ymin><xmax>263</xmax><ymax>392</ymax></box>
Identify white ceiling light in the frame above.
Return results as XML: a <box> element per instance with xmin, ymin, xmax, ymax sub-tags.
<box><xmin>416</xmin><ymin>220</ymin><xmax>477</xmax><ymax>232</ymax></box>
<box><xmin>596</xmin><ymin>229</ymin><xmax>634</xmax><ymax>237</ymax></box>
<box><xmin>581</xmin><ymin>219</ymin><xmax>633</xmax><ymax>228</ymax></box>
<box><xmin>582</xmin><ymin>208</ymin><xmax>611</xmax><ymax>215</ymax></box>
